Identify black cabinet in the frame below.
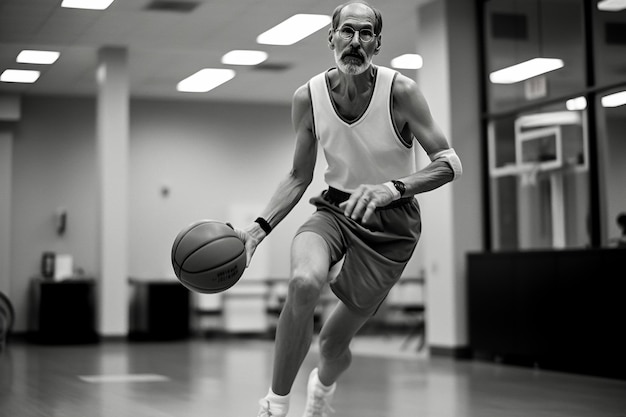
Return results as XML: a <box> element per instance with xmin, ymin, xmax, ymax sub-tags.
<box><xmin>29</xmin><ymin>278</ymin><xmax>99</xmax><ymax>344</ymax></box>
<box><xmin>468</xmin><ymin>249</ymin><xmax>626</xmax><ymax>380</ymax></box>
<box><xmin>128</xmin><ymin>279</ymin><xmax>190</xmax><ymax>341</ymax></box>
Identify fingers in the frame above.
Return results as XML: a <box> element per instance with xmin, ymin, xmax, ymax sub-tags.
<box><xmin>339</xmin><ymin>184</ymin><xmax>397</xmax><ymax>224</ymax></box>
<box><xmin>341</xmin><ymin>185</ymin><xmax>387</xmax><ymax>223</ymax></box>
<box><xmin>361</xmin><ymin>201</ymin><xmax>378</xmax><ymax>224</ymax></box>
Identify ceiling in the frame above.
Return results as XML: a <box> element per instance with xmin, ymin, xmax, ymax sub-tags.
<box><xmin>0</xmin><ymin>0</ymin><xmax>430</xmax><ymax>105</ymax></box>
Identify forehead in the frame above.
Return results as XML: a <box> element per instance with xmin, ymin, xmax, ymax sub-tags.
<box><xmin>337</xmin><ymin>3</ymin><xmax>376</xmax><ymax>28</ymax></box>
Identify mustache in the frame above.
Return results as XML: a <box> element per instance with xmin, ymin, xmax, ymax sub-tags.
<box><xmin>342</xmin><ymin>49</ymin><xmax>364</xmax><ymax>60</ymax></box>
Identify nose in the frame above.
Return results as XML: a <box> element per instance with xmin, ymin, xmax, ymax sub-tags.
<box><xmin>350</xmin><ymin>31</ymin><xmax>362</xmax><ymax>46</ymax></box>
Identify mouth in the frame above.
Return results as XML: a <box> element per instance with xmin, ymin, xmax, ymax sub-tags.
<box><xmin>342</xmin><ymin>52</ymin><xmax>364</xmax><ymax>63</ymax></box>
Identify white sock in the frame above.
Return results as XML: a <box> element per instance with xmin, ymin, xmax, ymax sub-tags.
<box><xmin>263</xmin><ymin>388</ymin><xmax>290</xmax><ymax>415</ymax></box>
<box><xmin>312</xmin><ymin>368</ymin><xmax>335</xmax><ymax>393</ymax></box>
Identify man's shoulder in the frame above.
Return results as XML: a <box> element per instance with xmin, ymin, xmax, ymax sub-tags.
<box><xmin>291</xmin><ymin>83</ymin><xmax>314</xmax><ymax>125</ymax></box>
<box><xmin>292</xmin><ymin>69</ymin><xmax>329</xmax><ymax>105</ymax></box>
<box><xmin>293</xmin><ymin>83</ymin><xmax>311</xmax><ymax>105</ymax></box>
<box><xmin>390</xmin><ymin>71</ymin><xmax>419</xmax><ymax>99</ymax></box>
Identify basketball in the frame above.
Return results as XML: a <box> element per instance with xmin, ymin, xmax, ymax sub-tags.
<box><xmin>171</xmin><ymin>219</ymin><xmax>246</xmax><ymax>294</ymax></box>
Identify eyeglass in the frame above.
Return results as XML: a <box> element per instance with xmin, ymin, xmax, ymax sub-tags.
<box><xmin>335</xmin><ymin>26</ymin><xmax>376</xmax><ymax>43</ymax></box>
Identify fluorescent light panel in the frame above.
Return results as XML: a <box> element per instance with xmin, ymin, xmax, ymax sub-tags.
<box><xmin>257</xmin><ymin>14</ymin><xmax>331</xmax><ymax>46</ymax></box>
<box><xmin>221</xmin><ymin>50</ymin><xmax>268</xmax><ymax>66</ymax></box>
<box><xmin>177</xmin><ymin>68</ymin><xmax>235</xmax><ymax>93</ymax></box>
<box><xmin>597</xmin><ymin>0</ymin><xmax>626</xmax><ymax>11</ymax></box>
<box><xmin>601</xmin><ymin>90</ymin><xmax>626</xmax><ymax>107</ymax></box>
<box><xmin>61</xmin><ymin>0</ymin><xmax>115</xmax><ymax>10</ymax></box>
<box><xmin>0</xmin><ymin>69</ymin><xmax>40</xmax><ymax>83</ymax></box>
<box><xmin>391</xmin><ymin>54</ymin><xmax>423</xmax><ymax>70</ymax></box>
<box><xmin>17</xmin><ymin>50</ymin><xmax>60</xmax><ymax>64</ymax></box>
<box><xmin>490</xmin><ymin>58</ymin><xmax>564</xmax><ymax>84</ymax></box>
<box><xmin>566</xmin><ymin>96</ymin><xmax>587</xmax><ymax>111</ymax></box>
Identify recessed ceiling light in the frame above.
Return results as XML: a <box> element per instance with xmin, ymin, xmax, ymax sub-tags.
<box><xmin>566</xmin><ymin>96</ymin><xmax>587</xmax><ymax>111</ymax></box>
<box><xmin>0</xmin><ymin>69</ymin><xmax>41</xmax><ymax>83</ymax></box>
<box><xmin>17</xmin><ymin>50</ymin><xmax>60</xmax><ymax>65</ymax></box>
<box><xmin>177</xmin><ymin>68</ymin><xmax>236</xmax><ymax>93</ymax></box>
<box><xmin>257</xmin><ymin>14</ymin><xmax>331</xmax><ymax>46</ymax></box>
<box><xmin>489</xmin><ymin>58</ymin><xmax>564</xmax><ymax>84</ymax></box>
<box><xmin>601</xmin><ymin>90</ymin><xmax>626</xmax><ymax>107</ymax></box>
<box><xmin>391</xmin><ymin>54</ymin><xmax>423</xmax><ymax>70</ymax></box>
<box><xmin>61</xmin><ymin>0</ymin><xmax>116</xmax><ymax>10</ymax></box>
<box><xmin>566</xmin><ymin>97</ymin><xmax>587</xmax><ymax>111</ymax></box>
<box><xmin>597</xmin><ymin>0</ymin><xmax>626</xmax><ymax>11</ymax></box>
<box><xmin>221</xmin><ymin>50</ymin><xmax>268</xmax><ymax>66</ymax></box>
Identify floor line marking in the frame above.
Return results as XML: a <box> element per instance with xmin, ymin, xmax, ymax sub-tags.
<box><xmin>77</xmin><ymin>373</ymin><xmax>170</xmax><ymax>383</ymax></box>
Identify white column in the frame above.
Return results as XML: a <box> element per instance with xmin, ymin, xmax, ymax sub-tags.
<box><xmin>96</xmin><ymin>47</ymin><xmax>129</xmax><ymax>336</ymax></box>
<box><xmin>0</xmin><ymin>94</ymin><xmax>19</xmax><ymax>297</ymax></box>
<box><xmin>417</xmin><ymin>0</ymin><xmax>482</xmax><ymax>351</ymax></box>
<box><xmin>0</xmin><ymin>131</ymin><xmax>13</xmax><ymax>296</ymax></box>
<box><xmin>417</xmin><ymin>0</ymin><xmax>456</xmax><ymax>350</ymax></box>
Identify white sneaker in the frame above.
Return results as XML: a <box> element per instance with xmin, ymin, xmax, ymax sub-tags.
<box><xmin>257</xmin><ymin>398</ymin><xmax>288</xmax><ymax>417</ymax></box>
<box><xmin>302</xmin><ymin>368</ymin><xmax>336</xmax><ymax>417</ymax></box>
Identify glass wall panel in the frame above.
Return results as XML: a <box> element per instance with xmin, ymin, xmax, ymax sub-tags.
<box><xmin>488</xmin><ymin>101</ymin><xmax>590</xmax><ymax>250</ymax></box>
<box><xmin>596</xmin><ymin>86</ymin><xmax>626</xmax><ymax>247</ymax></box>
<box><xmin>593</xmin><ymin>5</ymin><xmax>626</xmax><ymax>87</ymax></box>
<box><xmin>484</xmin><ymin>0</ymin><xmax>585</xmax><ymax>114</ymax></box>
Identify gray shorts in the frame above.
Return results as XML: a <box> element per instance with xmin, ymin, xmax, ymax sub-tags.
<box><xmin>296</xmin><ymin>189</ymin><xmax>422</xmax><ymax>316</ymax></box>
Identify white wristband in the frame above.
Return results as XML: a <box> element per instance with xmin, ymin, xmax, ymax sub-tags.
<box><xmin>383</xmin><ymin>181</ymin><xmax>401</xmax><ymax>200</ymax></box>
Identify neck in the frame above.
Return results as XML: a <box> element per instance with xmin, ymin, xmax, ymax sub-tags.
<box><xmin>334</xmin><ymin>65</ymin><xmax>376</xmax><ymax>98</ymax></box>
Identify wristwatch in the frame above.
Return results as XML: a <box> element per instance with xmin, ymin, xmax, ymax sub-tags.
<box><xmin>391</xmin><ymin>180</ymin><xmax>406</xmax><ymax>197</ymax></box>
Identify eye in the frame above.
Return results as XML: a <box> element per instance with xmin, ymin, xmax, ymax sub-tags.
<box><xmin>360</xmin><ymin>29</ymin><xmax>374</xmax><ymax>41</ymax></box>
<box><xmin>339</xmin><ymin>27</ymin><xmax>355</xmax><ymax>38</ymax></box>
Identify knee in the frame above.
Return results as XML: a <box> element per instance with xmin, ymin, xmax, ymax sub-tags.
<box><xmin>287</xmin><ymin>271</ymin><xmax>323</xmax><ymax>310</ymax></box>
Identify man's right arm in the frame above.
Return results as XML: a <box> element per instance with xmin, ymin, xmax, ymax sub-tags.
<box><xmin>236</xmin><ymin>83</ymin><xmax>318</xmax><ymax>266</ymax></box>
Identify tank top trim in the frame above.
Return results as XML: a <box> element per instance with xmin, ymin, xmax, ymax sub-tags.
<box><xmin>306</xmin><ymin>81</ymin><xmax>318</xmax><ymax>141</ymax></box>
<box><xmin>387</xmin><ymin>72</ymin><xmax>414</xmax><ymax>149</ymax></box>
<box><xmin>323</xmin><ymin>67</ymin><xmax>379</xmax><ymax>126</ymax></box>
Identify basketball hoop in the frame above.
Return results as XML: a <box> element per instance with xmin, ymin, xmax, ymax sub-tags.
<box><xmin>519</xmin><ymin>163</ymin><xmax>541</xmax><ymax>187</ymax></box>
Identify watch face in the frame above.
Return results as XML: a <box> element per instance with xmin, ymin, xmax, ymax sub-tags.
<box><xmin>392</xmin><ymin>180</ymin><xmax>406</xmax><ymax>196</ymax></box>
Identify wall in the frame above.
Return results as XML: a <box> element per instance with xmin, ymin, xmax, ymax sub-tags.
<box><xmin>127</xmin><ymin>99</ymin><xmax>327</xmax><ymax>280</ymax></box>
<box><xmin>11</xmin><ymin>97</ymin><xmax>98</xmax><ymax>331</ymax></box>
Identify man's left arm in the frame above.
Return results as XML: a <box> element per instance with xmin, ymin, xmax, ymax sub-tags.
<box><xmin>343</xmin><ymin>75</ymin><xmax>461</xmax><ymax>223</ymax></box>
<box><xmin>392</xmin><ymin>74</ymin><xmax>462</xmax><ymax>195</ymax></box>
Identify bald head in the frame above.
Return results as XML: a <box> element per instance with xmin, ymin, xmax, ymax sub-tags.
<box><xmin>331</xmin><ymin>1</ymin><xmax>383</xmax><ymax>35</ymax></box>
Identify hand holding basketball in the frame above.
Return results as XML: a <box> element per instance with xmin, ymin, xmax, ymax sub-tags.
<box><xmin>171</xmin><ymin>220</ymin><xmax>246</xmax><ymax>294</ymax></box>
<box><xmin>232</xmin><ymin>223</ymin><xmax>265</xmax><ymax>267</ymax></box>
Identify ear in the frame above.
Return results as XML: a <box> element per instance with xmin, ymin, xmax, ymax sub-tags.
<box><xmin>328</xmin><ymin>28</ymin><xmax>335</xmax><ymax>50</ymax></box>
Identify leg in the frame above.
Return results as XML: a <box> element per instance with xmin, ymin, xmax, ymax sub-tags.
<box><xmin>316</xmin><ymin>302</ymin><xmax>370</xmax><ymax>386</ymax></box>
<box><xmin>272</xmin><ymin>232</ymin><xmax>332</xmax><ymax>395</ymax></box>
<box><xmin>299</xmin><ymin>303</ymin><xmax>369</xmax><ymax>417</ymax></box>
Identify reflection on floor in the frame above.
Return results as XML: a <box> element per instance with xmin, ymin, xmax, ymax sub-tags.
<box><xmin>1</xmin><ymin>336</ymin><xmax>625</xmax><ymax>417</ymax></box>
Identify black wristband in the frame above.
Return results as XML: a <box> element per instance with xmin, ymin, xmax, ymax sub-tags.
<box><xmin>254</xmin><ymin>217</ymin><xmax>272</xmax><ymax>235</ymax></box>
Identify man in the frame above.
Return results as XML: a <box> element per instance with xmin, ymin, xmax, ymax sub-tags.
<box><xmin>235</xmin><ymin>1</ymin><xmax>462</xmax><ymax>416</ymax></box>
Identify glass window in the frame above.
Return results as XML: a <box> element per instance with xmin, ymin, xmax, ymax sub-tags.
<box><xmin>593</xmin><ymin>5</ymin><xmax>626</xmax><ymax>87</ymax></box>
<box><xmin>484</xmin><ymin>0</ymin><xmax>586</xmax><ymax>114</ymax></box>
<box><xmin>488</xmin><ymin>101</ymin><xmax>590</xmax><ymax>250</ymax></box>
<box><xmin>482</xmin><ymin>0</ymin><xmax>626</xmax><ymax>251</ymax></box>
<box><xmin>596</xmin><ymin>86</ymin><xmax>626</xmax><ymax>247</ymax></box>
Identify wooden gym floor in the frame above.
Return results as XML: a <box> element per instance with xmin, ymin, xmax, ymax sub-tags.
<box><xmin>1</xmin><ymin>335</ymin><xmax>625</xmax><ymax>417</ymax></box>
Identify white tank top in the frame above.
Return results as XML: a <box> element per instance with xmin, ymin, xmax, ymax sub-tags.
<box><xmin>308</xmin><ymin>66</ymin><xmax>418</xmax><ymax>193</ymax></box>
